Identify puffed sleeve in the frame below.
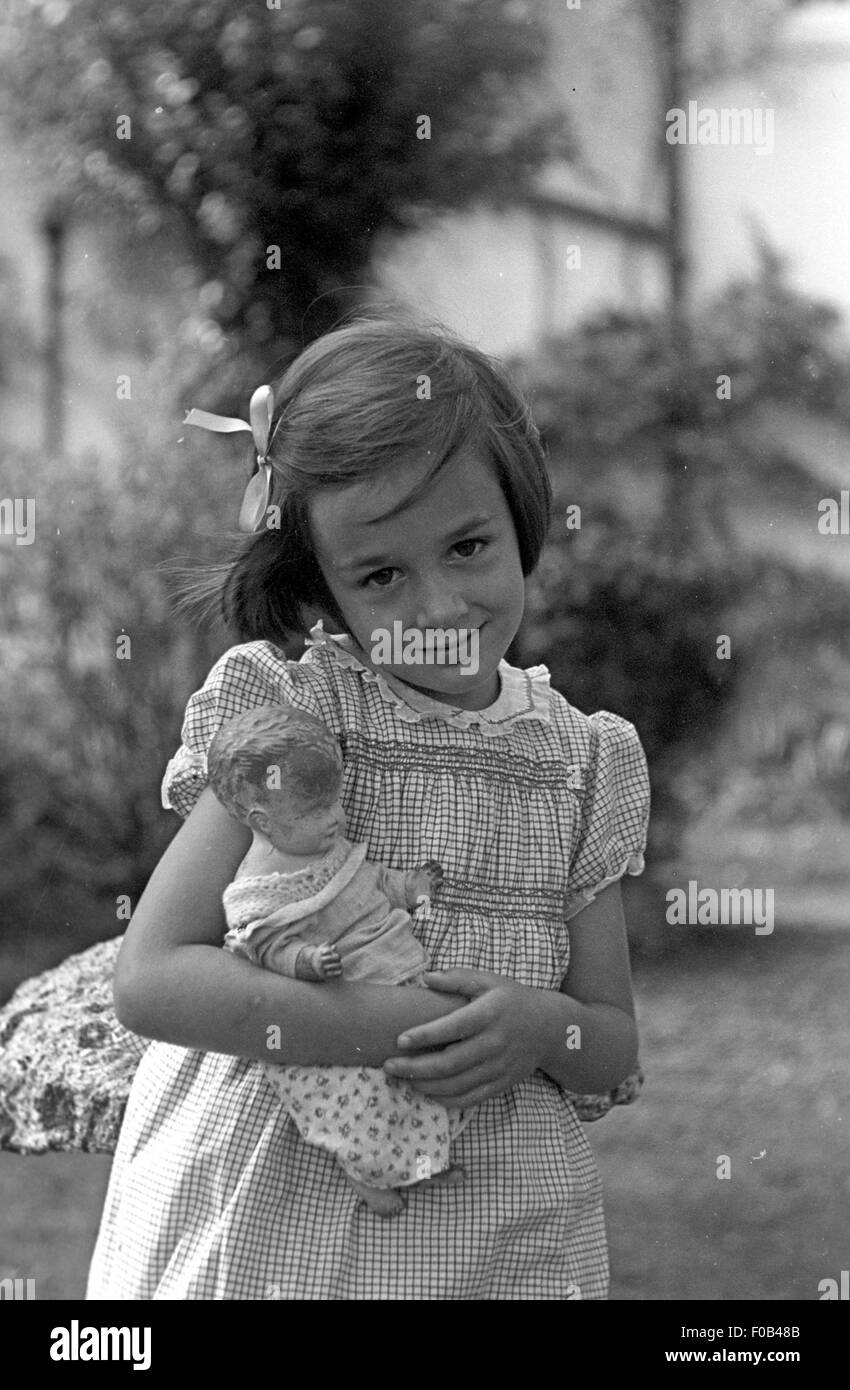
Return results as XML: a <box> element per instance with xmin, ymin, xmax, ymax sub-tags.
<box><xmin>161</xmin><ymin>642</ymin><xmax>341</xmax><ymax>820</ymax></box>
<box><xmin>563</xmin><ymin>711</ymin><xmax>650</xmax><ymax>921</ymax></box>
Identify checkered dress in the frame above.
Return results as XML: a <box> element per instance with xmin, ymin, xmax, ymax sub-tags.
<box><xmin>87</xmin><ymin>624</ymin><xmax>649</xmax><ymax>1300</ymax></box>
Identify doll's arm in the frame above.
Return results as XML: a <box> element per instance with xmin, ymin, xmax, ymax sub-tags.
<box><xmin>406</xmin><ymin>860</ymin><xmax>444</xmax><ymax>909</ymax></box>
<box><xmin>115</xmin><ymin>789</ymin><xmax>465</xmax><ymax>1065</ymax></box>
<box><xmin>375</xmin><ymin>859</ymin><xmax>444</xmax><ymax>910</ymax></box>
<box><xmin>293</xmin><ymin>942</ymin><xmax>343</xmax><ymax>981</ymax></box>
<box><xmin>228</xmin><ymin>913</ymin><xmax>339</xmax><ymax>980</ymax></box>
<box><xmin>259</xmin><ymin>934</ymin><xmax>343</xmax><ymax>982</ymax></box>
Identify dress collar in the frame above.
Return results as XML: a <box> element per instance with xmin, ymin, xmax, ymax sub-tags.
<box><xmin>303</xmin><ymin>621</ymin><xmax>551</xmax><ymax>737</ymax></box>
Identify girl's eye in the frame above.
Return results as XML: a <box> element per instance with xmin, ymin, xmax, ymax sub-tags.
<box><xmin>453</xmin><ymin>537</ymin><xmax>487</xmax><ymax>558</ymax></box>
<box><xmin>361</xmin><ymin>567</ymin><xmax>398</xmax><ymax>589</ymax></box>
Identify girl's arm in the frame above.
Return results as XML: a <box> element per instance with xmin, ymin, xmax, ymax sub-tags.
<box><xmin>535</xmin><ymin>881</ymin><xmax>639</xmax><ymax>1093</ymax></box>
<box><xmin>381</xmin><ymin>882</ymin><xmax>638</xmax><ymax>1105</ymax></box>
<box><xmin>114</xmin><ymin>787</ymin><xmax>466</xmax><ymax>1065</ymax></box>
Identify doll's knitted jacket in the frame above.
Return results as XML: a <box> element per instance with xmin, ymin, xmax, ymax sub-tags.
<box><xmin>222</xmin><ymin>837</ymin><xmax>430</xmax><ymax>985</ymax></box>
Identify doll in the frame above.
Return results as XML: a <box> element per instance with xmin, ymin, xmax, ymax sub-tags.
<box><xmin>207</xmin><ymin>703</ymin><xmax>468</xmax><ymax>1216</ymax></box>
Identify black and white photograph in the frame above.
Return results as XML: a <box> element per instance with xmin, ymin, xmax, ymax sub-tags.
<box><xmin>0</xmin><ymin>0</ymin><xmax>848</xmax><ymax>1341</ymax></box>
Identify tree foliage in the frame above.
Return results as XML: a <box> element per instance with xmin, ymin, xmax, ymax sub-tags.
<box><xmin>2</xmin><ymin>0</ymin><xmax>570</xmax><ymax>389</ymax></box>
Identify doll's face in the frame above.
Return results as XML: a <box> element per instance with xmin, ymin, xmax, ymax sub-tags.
<box><xmin>249</xmin><ymin>788</ymin><xmax>346</xmax><ymax>857</ymax></box>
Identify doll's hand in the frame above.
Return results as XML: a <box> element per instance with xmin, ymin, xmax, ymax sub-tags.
<box><xmin>294</xmin><ymin>943</ymin><xmax>343</xmax><ymax>981</ymax></box>
<box><xmin>408</xmin><ymin>860</ymin><xmax>443</xmax><ymax>906</ymax></box>
<box><xmin>314</xmin><ymin>944</ymin><xmax>343</xmax><ymax>979</ymax></box>
<box><xmin>383</xmin><ymin>968</ymin><xmax>553</xmax><ymax>1107</ymax></box>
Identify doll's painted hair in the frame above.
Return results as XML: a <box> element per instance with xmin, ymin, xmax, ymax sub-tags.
<box><xmin>207</xmin><ymin>705</ymin><xmax>342</xmax><ymax>824</ymax></box>
<box><xmin>191</xmin><ymin>312</ymin><xmax>552</xmax><ymax>643</ymax></box>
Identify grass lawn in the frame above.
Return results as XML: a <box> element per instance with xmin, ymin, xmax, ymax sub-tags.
<box><xmin>1</xmin><ymin>925</ymin><xmax>847</xmax><ymax>1300</ymax></box>
<box><xmin>595</xmin><ymin>927</ymin><xmax>849</xmax><ymax>1301</ymax></box>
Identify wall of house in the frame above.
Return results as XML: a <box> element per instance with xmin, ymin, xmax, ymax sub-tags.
<box><xmin>683</xmin><ymin>3</ymin><xmax>850</xmax><ymax>317</ymax></box>
<box><xmin>374</xmin><ymin>1</ymin><xmax>850</xmax><ymax>349</ymax></box>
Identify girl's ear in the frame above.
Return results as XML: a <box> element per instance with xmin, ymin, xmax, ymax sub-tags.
<box><xmin>246</xmin><ymin>806</ymin><xmax>270</xmax><ymax>837</ymax></box>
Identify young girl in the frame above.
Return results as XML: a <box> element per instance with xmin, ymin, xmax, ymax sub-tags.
<box><xmin>87</xmin><ymin>315</ymin><xmax>650</xmax><ymax>1301</ymax></box>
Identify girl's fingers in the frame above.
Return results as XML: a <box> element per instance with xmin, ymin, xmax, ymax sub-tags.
<box><xmin>456</xmin><ymin>1085</ymin><xmax>506</xmax><ymax>1108</ymax></box>
<box><xmin>425</xmin><ymin>1081</ymin><xmax>501</xmax><ymax>1108</ymax></box>
<box><xmin>422</xmin><ymin>968</ymin><xmax>505</xmax><ymax>997</ymax></box>
<box><xmin>402</xmin><ymin>1060</ymin><xmax>497</xmax><ymax>1103</ymax></box>
<box><xmin>394</xmin><ymin>993</ymin><xmax>491</xmax><ymax>1052</ymax></box>
<box><xmin>385</xmin><ymin>1033</ymin><xmax>489</xmax><ymax>1081</ymax></box>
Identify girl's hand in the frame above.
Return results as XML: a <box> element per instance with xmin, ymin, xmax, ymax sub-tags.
<box><xmin>383</xmin><ymin>969</ymin><xmax>553</xmax><ymax>1108</ymax></box>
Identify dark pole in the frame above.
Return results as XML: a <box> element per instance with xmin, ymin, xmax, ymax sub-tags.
<box><xmin>41</xmin><ymin>198</ymin><xmax>72</xmax><ymax>675</ymax></box>
<box><xmin>649</xmin><ymin>0</ymin><xmax>692</xmax><ymax>522</ymax></box>
<box><xmin>659</xmin><ymin>0</ymin><xmax>690</xmax><ymax>352</ymax></box>
<box><xmin>648</xmin><ymin>0</ymin><xmax>694</xmax><ymax>878</ymax></box>
<box><xmin>42</xmin><ymin>198</ymin><xmax>69</xmax><ymax>460</ymax></box>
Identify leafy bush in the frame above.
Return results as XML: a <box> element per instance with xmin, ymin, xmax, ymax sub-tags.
<box><xmin>511</xmin><ymin>260</ymin><xmax>850</xmax><ymax>852</ymax></box>
<box><xmin>0</xmin><ymin>434</ymin><xmax>226</xmax><ymax>951</ymax></box>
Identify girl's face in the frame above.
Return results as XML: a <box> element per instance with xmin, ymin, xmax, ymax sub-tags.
<box><xmin>308</xmin><ymin>450</ymin><xmax>526</xmax><ymax>710</ymax></box>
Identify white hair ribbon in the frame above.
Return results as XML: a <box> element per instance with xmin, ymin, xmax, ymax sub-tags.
<box><xmin>184</xmin><ymin>384</ymin><xmax>275</xmax><ymax>533</ymax></box>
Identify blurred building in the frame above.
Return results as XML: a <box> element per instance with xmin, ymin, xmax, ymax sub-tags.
<box><xmin>376</xmin><ymin>0</ymin><xmax>850</xmax><ymax>353</ymax></box>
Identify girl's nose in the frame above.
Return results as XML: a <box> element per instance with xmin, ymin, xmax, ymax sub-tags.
<box><xmin>413</xmin><ymin>584</ymin><xmax>470</xmax><ymax>631</ymax></box>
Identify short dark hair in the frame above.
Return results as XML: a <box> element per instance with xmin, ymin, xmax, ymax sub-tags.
<box><xmin>207</xmin><ymin>705</ymin><xmax>342</xmax><ymax>824</ymax></box>
<box><xmin>193</xmin><ymin>312</ymin><xmax>552</xmax><ymax>644</ymax></box>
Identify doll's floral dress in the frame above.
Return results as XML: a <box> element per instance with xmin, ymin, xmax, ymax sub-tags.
<box><xmin>87</xmin><ymin>623</ymin><xmax>649</xmax><ymax>1300</ymax></box>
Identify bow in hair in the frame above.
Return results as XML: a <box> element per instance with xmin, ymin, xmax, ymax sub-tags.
<box><xmin>184</xmin><ymin>384</ymin><xmax>275</xmax><ymax>532</ymax></box>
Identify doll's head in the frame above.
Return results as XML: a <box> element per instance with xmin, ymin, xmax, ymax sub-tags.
<box><xmin>207</xmin><ymin>704</ymin><xmax>345</xmax><ymax>856</ymax></box>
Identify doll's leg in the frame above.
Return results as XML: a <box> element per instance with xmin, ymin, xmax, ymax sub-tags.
<box><xmin>406</xmin><ymin>1163</ymin><xmax>466</xmax><ymax>1189</ymax></box>
<box><xmin>264</xmin><ymin>1061</ymin><xmax>462</xmax><ymax>1192</ymax></box>
<box><xmin>344</xmin><ymin>1175</ymin><xmax>405</xmax><ymax>1217</ymax></box>
<box><xmin>345</xmin><ymin>1162</ymin><xmax>465</xmax><ymax>1219</ymax></box>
